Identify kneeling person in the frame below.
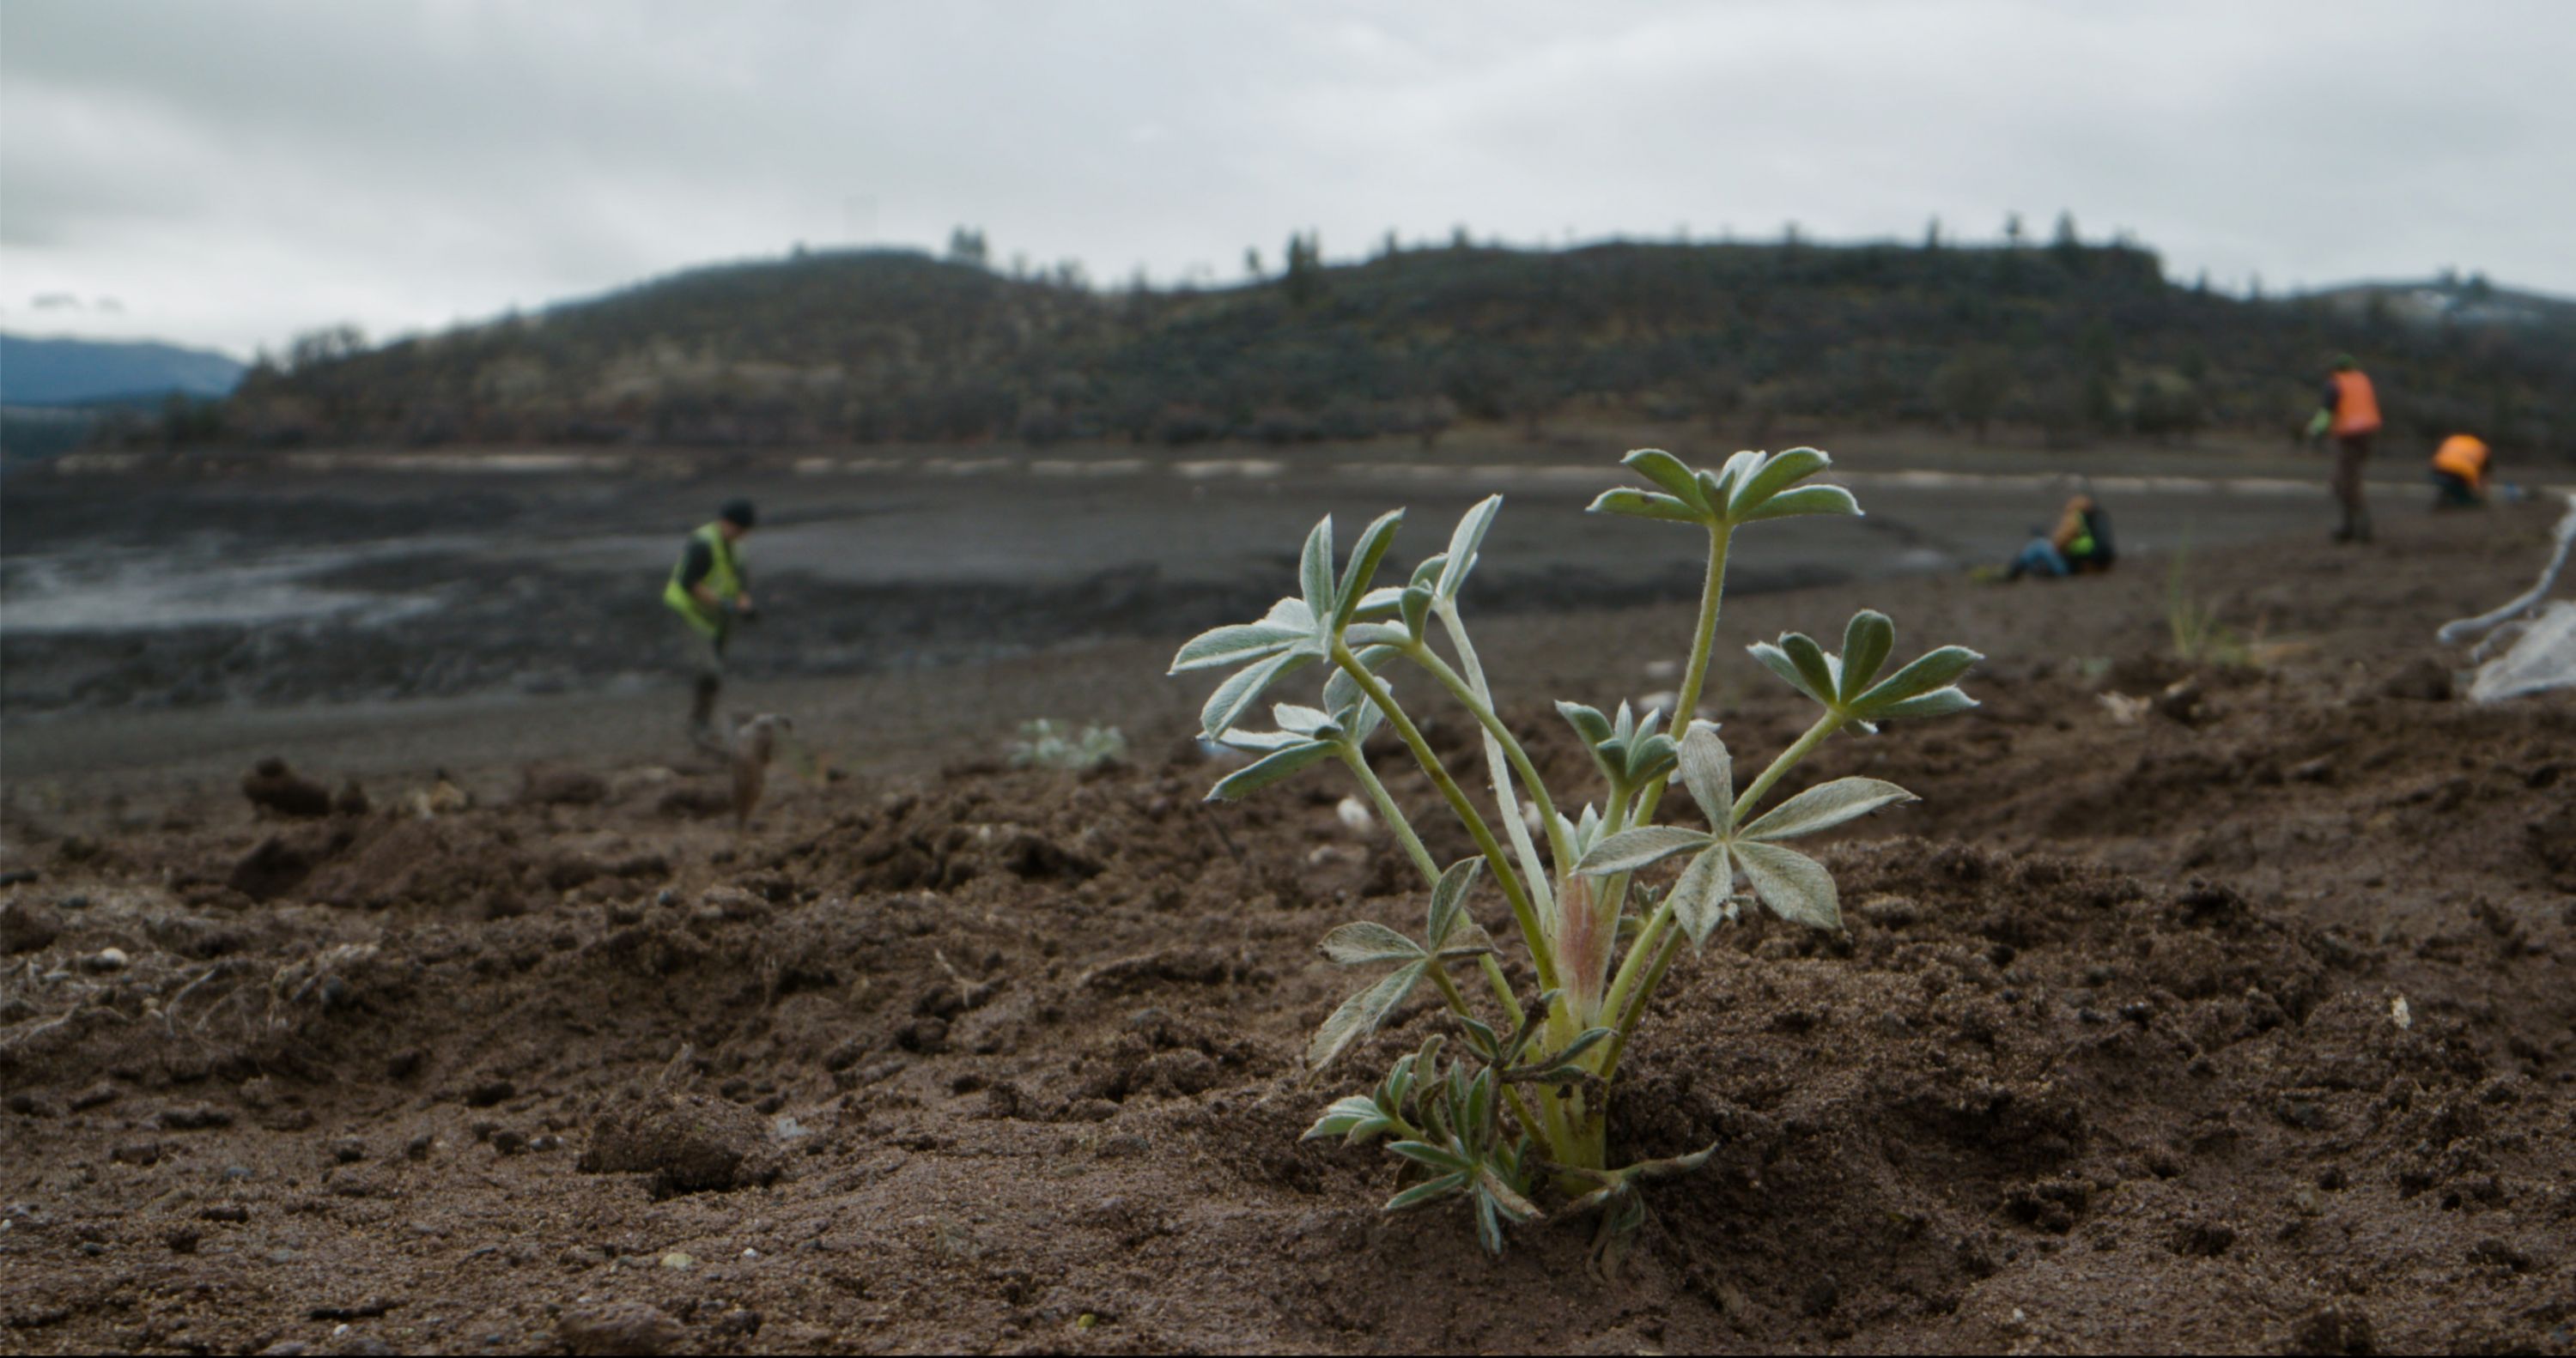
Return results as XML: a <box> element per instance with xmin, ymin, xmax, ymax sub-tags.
<box><xmin>2429</xmin><ymin>433</ymin><xmax>2491</xmax><ymax>509</ymax></box>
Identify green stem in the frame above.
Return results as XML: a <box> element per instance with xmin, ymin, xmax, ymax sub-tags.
<box><xmin>1731</xmin><ymin>710</ymin><xmax>1841</xmax><ymax>825</ymax></box>
<box><xmin>1600</xmin><ymin>925</ymin><xmax>1685</xmax><ymax>1082</ymax></box>
<box><xmin>1594</xmin><ymin>522</ymin><xmax>1734</xmax><ymax>1028</ymax></box>
<box><xmin>1339</xmin><ymin>748</ymin><xmax>1438</xmax><ymax>883</ymax></box>
<box><xmin>1403</xmin><ymin>643</ymin><xmax>1570</xmax><ymax>868</ymax></box>
<box><xmin>1331</xmin><ymin>641</ymin><xmax>1562</xmax><ymax>993</ymax></box>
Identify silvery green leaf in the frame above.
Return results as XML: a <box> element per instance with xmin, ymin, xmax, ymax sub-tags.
<box><xmin>1739</xmin><ymin>483</ymin><xmax>1862</xmax><ymax>522</ymax></box>
<box><xmin>1675</xmin><ymin>723</ymin><xmax>1735</xmax><ymax>831</ymax></box>
<box><xmin>1320</xmin><ymin>920</ymin><xmax>1429</xmax><ymax>966</ymax></box>
<box><xmin>1869</xmin><ymin>688</ymin><xmax>1979</xmax><ymax>722</ymax></box>
<box><xmin>1732</xmin><ymin>840</ymin><xmax>1841</xmax><ymax>931</ymax></box>
<box><xmin>1261</xmin><ymin>595</ymin><xmax>1319</xmax><ymax>630</ymax></box>
<box><xmin>1201</xmin><ymin>649</ymin><xmax>1315</xmax><ymax>738</ymax></box>
<box><xmin>1586</xmin><ymin>488</ymin><xmax>1703</xmax><ymax>523</ymax></box>
<box><xmin>1384</xmin><ymin>1171</ymin><xmax>1470</xmax><ymax>1212</ymax></box>
<box><xmin>1399</xmin><ymin>585</ymin><xmax>1433</xmax><ymax>640</ymax></box>
<box><xmin>1516</xmin><ymin>1026</ymin><xmax>1613</xmax><ymax>1076</ymax></box>
<box><xmin>1345</xmin><ymin>692</ymin><xmax>1388</xmax><ymax>744</ymax></box>
<box><xmin>1856</xmin><ymin>645</ymin><xmax>1983</xmax><ymax>707</ymax></box>
<box><xmin>1303</xmin><ymin>1095</ymin><xmax>1398</xmax><ymax>1144</ymax></box>
<box><xmin>1169</xmin><ymin>619</ymin><xmax>1306</xmax><ymax>673</ymax></box>
<box><xmin>1307</xmin><ymin>960</ymin><xmax>1428</xmax><ymax>1070</ymax></box>
<box><xmin>1709</xmin><ymin>450</ymin><xmax>1765</xmax><ymax>506</ymax></box>
<box><xmin>1437</xmin><ymin>495</ymin><xmax>1503</xmax><ymax>601</ymax></box>
<box><xmin>1838</xmin><ymin>610</ymin><xmax>1895</xmax><ymax>701</ymax></box>
<box><xmin>1273</xmin><ymin>703</ymin><xmax>1334</xmax><ymax>736</ymax></box>
<box><xmin>1575</xmin><ymin>803</ymin><xmax>1603</xmax><ymax>851</ymax></box>
<box><xmin>1737</xmin><ymin>776</ymin><xmax>1917</xmax><ymax>841</ymax></box>
<box><xmin>1610</xmin><ymin>700</ymin><xmax>1637</xmax><ymax>743</ymax></box>
<box><xmin>1335</xmin><ymin>508</ymin><xmax>1406</xmax><ymax>626</ymax></box>
<box><xmin>1779</xmin><ymin>633</ymin><xmax>1840</xmax><ymax>706</ymax></box>
<box><xmin>1557</xmin><ymin>700</ymin><xmax>1613</xmax><ymax>747</ymax></box>
<box><xmin>1218</xmin><ymin>728</ymin><xmax>1308</xmax><ymax>753</ymax></box>
<box><xmin>1728</xmin><ymin>446</ymin><xmax>1830</xmax><ymax>515</ymax></box>
<box><xmin>1666</xmin><ymin>846</ymin><xmax>1736</xmax><ymax>947</ymax></box>
<box><xmin>1409</xmin><ymin>554</ymin><xmax>1447</xmax><ymax>591</ymax></box>
<box><xmin>1321</xmin><ymin>644</ymin><xmax>1400</xmax><ymax>714</ymax></box>
<box><xmin>1350</xmin><ymin>585</ymin><xmax>1407</xmax><ymax>623</ymax></box>
<box><xmin>1478</xmin><ymin>1164</ymin><xmax>1540</xmax><ymax>1221</ymax></box>
<box><xmin>1206</xmin><ymin>739</ymin><xmax>1337</xmax><ymax>800</ymax></box>
<box><xmin>1298</xmin><ymin>515</ymin><xmax>1336</xmax><ymax>619</ymax></box>
<box><xmin>1388</xmin><ymin>1139</ymin><xmax>1475</xmax><ymax>1173</ymax></box>
<box><xmin>1425</xmin><ymin>857</ymin><xmax>1485</xmax><ymax>950</ymax></box>
<box><xmin>1576</xmin><ymin>825</ymin><xmax>1713</xmax><ymax>876</ymax></box>
<box><xmin>1748</xmin><ymin>641</ymin><xmax>1819</xmax><ymax>704</ymax></box>
<box><xmin>1620</xmin><ymin>449</ymin><xmax>1707</xmax><ymax>509</ymax></box>
<box><xmin>1625</xmin><ymin>732</ymin><xmax>1678</xmax><ymax>785</ymax></box>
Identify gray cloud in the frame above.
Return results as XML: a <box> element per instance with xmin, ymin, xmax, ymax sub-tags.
<box><xmin>3</xmin><ymin>0</ymin><xmax>2570</xmax><ymax>355</ymax></box>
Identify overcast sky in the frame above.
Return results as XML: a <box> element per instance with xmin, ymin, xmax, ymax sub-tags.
<box><xmin>4</xmin><ymin>0</ymin><xmax>2571</xmax><ymax>357</ymax></box>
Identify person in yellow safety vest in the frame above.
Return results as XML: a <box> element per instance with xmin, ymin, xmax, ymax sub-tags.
<box><xmin>2002</xmin><ymin>492</ymin><xmax>2116</xmax><ymax>580</ymax></box>
<box><xmin>664</xmin><ymin>499</ymin><xmax>757</xmax><ymax>748</ymax></box>
<box><xmin>2429</xmin><ymin>434</ymin><xmax>2492</xmax><ymax>509</ymax></box>
<box><xmin>2305</xmin><ymin>355</ymin><xmax>2382</xmax><ymax>543</ymax></box>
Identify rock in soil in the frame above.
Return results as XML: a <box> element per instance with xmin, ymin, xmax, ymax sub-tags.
<box><xmin>557</xmin><ymin>1300</ymin><xmax>684</xmax><ymax>1356</ymax></box>
<box><xmin>577</xmin><ymin>1090</ymin><xmax>782</xmax><ymax>1197</ymax></box>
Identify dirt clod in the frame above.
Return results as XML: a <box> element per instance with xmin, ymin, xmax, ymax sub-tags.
<box><xmin>242</xmin><ymin>757</ymin><xmax>333</xmax><ymax>818</ymax></box>
<box><xmin>578</xmin><ymin>1091</ymin><xmax>781</xmax><ymax>1197</ymax></box>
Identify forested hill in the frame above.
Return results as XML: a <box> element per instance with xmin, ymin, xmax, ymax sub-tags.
<box><xmin>216</xmin><ymin>239</ymin><xmax>2575</xmax><ymax>460</ymax></box>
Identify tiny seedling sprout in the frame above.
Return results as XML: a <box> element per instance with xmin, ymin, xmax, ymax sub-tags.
<box><xmin>1170</xmin><ymin>446</ymin><xmax>1981</xmax><ymax>1263</ymax></box>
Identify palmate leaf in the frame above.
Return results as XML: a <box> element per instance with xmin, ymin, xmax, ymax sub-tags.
<box><xmin>1838</xmin><ymin>610</ymin><xmax>1895</xmax><ymax>703</ymax></box>
<box><xmin>1591</xmin><ymin>446</ymin><xmax>1860</xmax><ymax>529</ymax></box>
<box><xmin>1307</xmin><ymin>960</ymin><xmax>1429</xmax><ymax>1070</ymax></box>
<box><xmin>1674</xmin><ymin>721</ymin><xmax>1733</xmax><ymax>833</ymax></box>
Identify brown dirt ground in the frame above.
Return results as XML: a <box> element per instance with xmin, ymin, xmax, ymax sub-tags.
<box><xmin>3</xmin><ymin>505</ymin><xmax>2573</xmax><ymax>1355</ymax></box>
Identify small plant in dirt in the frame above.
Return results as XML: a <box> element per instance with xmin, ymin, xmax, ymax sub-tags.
<box><xmin>1170</xmin><ymin>447</ymin><xmax>1981</xmax><ymax>1262</ymax></box>
<box><xmin>1006</xmin><ymin>718</ymin><xmax>1127</xmax><ymax>771</ymax></box>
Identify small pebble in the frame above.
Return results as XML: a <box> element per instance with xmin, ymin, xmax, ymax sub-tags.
<box><xmin>659</xmin><ymin>1251</ymin><xmax>694</xmax><ymax>1270</ymax></box>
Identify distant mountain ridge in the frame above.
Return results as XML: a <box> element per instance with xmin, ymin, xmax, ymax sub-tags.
<box><xmin>1</xmin><ymin>333</ymin><xmax>246</xmax><ymax>406</ymax></box>
<box><xmin>207</xmin><ymin>240</ymin><xmax>2576</xmax><ymax>462</ymax></box>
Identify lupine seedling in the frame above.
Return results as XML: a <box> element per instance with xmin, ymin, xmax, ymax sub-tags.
<box><xmin>1170</xmin><ymin>446</ymin><xmax>1981</xmax><ymax>1263</ymax></box>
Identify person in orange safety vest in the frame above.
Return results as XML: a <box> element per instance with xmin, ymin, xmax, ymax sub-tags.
<box><xmin>2428</xmin><ymin>433</ymin><xmax>2492</xmax><ymax>509</ymax></box>
<box><xmin>2305</xmin><ymin>355</ymin><xmax>2381</xmax><ymax>543</ymax></box>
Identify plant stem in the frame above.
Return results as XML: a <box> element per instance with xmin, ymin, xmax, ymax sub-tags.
<box><xmin>1594</xmin><ymin>522</ymin><xmax>1733</xmax><ymax>1032</ymax></box>
<box><xmin>1435</xmin><ymin>604</ymin><xmax>1558</xmax><ymax>929</ymax></box>
<box><xmin>1340</xmin><ymin>746</ymin><xmax>1522</xmax><ymax>1017</ymax></box>
<box><xmin>1403</xmin><ymin>643</ymin><xmax>1570</xmax><ymax>868</ymax></box>
<box><xmin>1340</xmin><ymin>749</ymin><xmax>1438</xmax><ymax>883</ymax></box>
<box><xmin>1331</xmin><ymin>641</ymin><xmax>1562</xmax><ymax>994</ymax></box>
<box><xmin>1599</xmin><ymin>924</ymin><xmax>1685</xmax><ymax>1082</ymax></box>
<box><xmin>1731</xmin><ymin>710</ymin><xmax>1841</xmax><ymax>825</ymax></box>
